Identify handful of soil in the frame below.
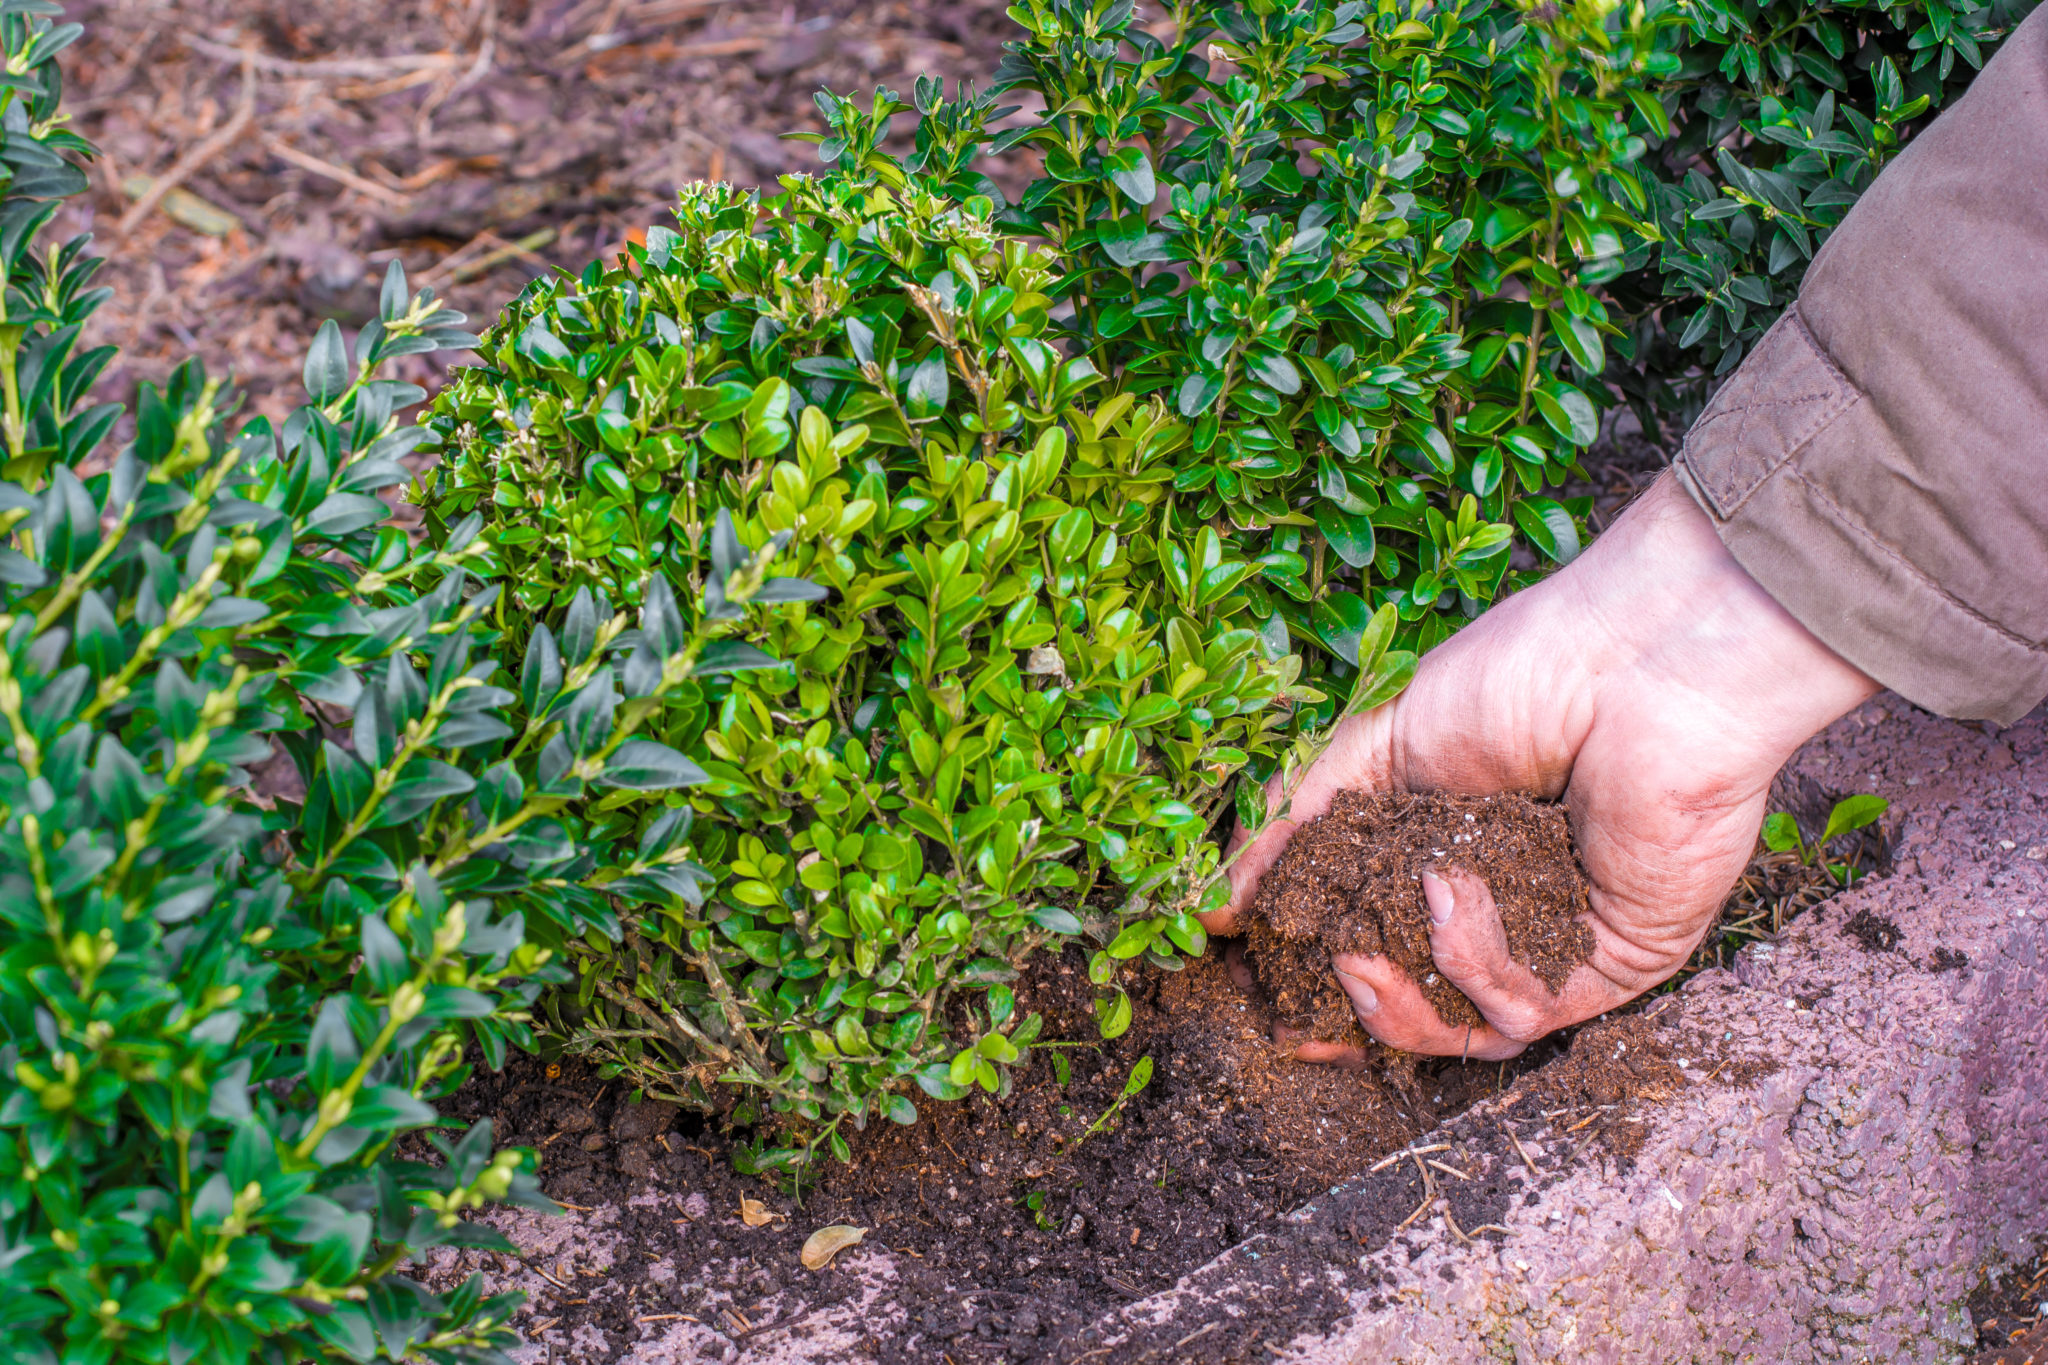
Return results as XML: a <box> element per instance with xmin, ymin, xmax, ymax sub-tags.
<box><xmin>1244</xmin><ymin>790</ymin><xmax>1595</xmax><ymax>1042</ymax></box>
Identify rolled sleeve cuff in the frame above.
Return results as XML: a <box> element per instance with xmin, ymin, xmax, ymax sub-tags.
<box><xmin>1674</xmin><ymin>308</ymin><xmax>2048</xmax><ymax>724</ymax></box>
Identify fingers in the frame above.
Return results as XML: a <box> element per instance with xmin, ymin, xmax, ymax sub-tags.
<box><xmin>1222</xmin><ymin>938</ymin><xmax>1257</xmax><ymax>991</ymax></box>
<box><xmin>1329</xmin><ymin>951</ymin><xmax>1528</xmax><ymax>1060</ymax></box>
<box><xmin>1272</xmin><ymin>1027</ymin><xmax>1373</xmax><ymax>1070</ymax></box>
<box><xmin>1422</xmin><ymin>867</ymin><xmax>1640</xmax><ymax>1046</ymax></box>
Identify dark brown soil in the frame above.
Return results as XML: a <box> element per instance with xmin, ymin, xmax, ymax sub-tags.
<box><xmin>1245</xmin><ymin>790</ymin><xmax>1595</xmax><ymax>1038</ymax></box>
<box><xmin>436</xmin><ymin>944</ymin><xmax>1590</xmax><ymax>1360</ymax></box>
<box><xmin>1971</xmin><ymin>1245</ymin><xmax>2048</xmax><ymax>1363</ymax></box>
<box><xmin>1843</xmin><ymin>905</ymin><xmax>1905</xmax><ymax>952</ymax></box>
<box><xmin>66</xmin><ymin>0</ymin><xmax>1019</xmax><ymax>427</ymax></box>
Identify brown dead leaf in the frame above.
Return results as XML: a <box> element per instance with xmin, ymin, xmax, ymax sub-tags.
<box><xmin>800</xmin><ymin>1224</ymin><xmax>866</xmax><ymax>1270</ymax></box>
<box><xmin>739</xmin><ymin>1197</ymin><xmax>782</xmax><ymax>1227</ymax></box>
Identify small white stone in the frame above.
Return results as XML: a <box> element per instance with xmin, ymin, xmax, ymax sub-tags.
<box><xmin>2000</xmin><ymin>839</ymin><xmax>2017</xmax><ymax>851</ymax></box>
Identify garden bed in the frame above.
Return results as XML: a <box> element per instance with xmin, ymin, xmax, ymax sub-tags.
<box><xmin>411</xmin><ymin>694</ymin><xmax>2048</xmax><ymax>1362</ymax></box>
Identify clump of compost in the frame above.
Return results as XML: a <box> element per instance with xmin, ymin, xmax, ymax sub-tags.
<box><xmin>1245</xmin><ymin>790</ymin><xmax>1596</xmax><ymax>1041</ymax></box>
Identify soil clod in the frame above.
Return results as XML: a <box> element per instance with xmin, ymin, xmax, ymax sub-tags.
<box><xmin>1843</xmin><ymin>905</ymin><xmax>1904</xmax><ymax>952</ymax></box>
<box><xmin>1244</xmin><ymin>791</ymin><xmax>1596</xmax><ymax>1039</ymax></box>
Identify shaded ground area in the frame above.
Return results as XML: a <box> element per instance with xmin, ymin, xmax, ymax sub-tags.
<box><xmin>1972</xmin><ymin>1244</ymin><xmax>2048</xmax><ymax>1362</ymax></box>
<box><xmin>64</xmin><ymin>0</ymin><xmax>1014</xmax><ymax>422</ymax></box>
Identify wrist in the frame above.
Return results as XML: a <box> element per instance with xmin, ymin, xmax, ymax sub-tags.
<box><xmin>1584</xmin><ymin>474</ymin><xmax>1878</xmax><ymax>761</ymax></box>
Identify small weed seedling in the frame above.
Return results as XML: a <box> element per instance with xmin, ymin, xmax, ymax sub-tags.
<box><xmin>1763</xmin><ymin>794</ymin><xmax>1890</xmax><ymax>887</ymax></box>
<box><xmin>1030</xmin><ymin>1039</ymin><xmax>1098</xmax><ymax>1090</ymax></box>
<box><xmin>1078</xmin><ymin>1056</ymin><xmax>1156</xmax><ymax>1146</ymax></box>
<box><xmin>1018</xmin><ymin>1188</ymin><xmax>1056</xmax><ymax>1231</ymax></box>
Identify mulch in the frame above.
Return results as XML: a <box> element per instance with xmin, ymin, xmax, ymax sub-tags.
<box><xmin>62</xmin><ymin>0</ymin><xmax>1017</xmax><ymax>428</ymax></box>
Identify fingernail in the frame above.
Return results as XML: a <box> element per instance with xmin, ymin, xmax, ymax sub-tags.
<box><xmin>1422</xmin><ymin>869</ymin><xmax>1454</xmax><ymax>926</ymax></box>
<box><xmin>1334</xmin><ymin>963</ymin><xmax>1379</xmax><ymax>1016</ymax></box>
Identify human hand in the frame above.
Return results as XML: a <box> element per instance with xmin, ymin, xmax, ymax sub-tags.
<box><xmin>1203</xmin><ymin>473</ymin><xmax>1878</xmax><ymax>1060</ymax></box>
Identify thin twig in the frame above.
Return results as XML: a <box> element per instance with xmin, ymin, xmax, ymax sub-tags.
<box><xmin>119</xmin><ymin>51</ymin><xmax>257</xmax><ymax>235</ymax></box>
<box><xmin>1503</xmin><ymin>1125</ymin><xmax>1541</xmax><ymax>1178</ymax></box>
<box><xmin>446</xmin><ymin>228</ymin><xmax>558</xmax><ymax>285</ymax></box>
<box><xmin>184</xmin><ymin>34</ymin><xmax>459</xmax><ymax>79</ymax></box>
<box><xmin>267</xmin><ymin>139</ymin><xmax>410</xmax><ymax>205</ymax></box>
<box><xmin>1367</xmin><ymin>1141</ymin><xmax>1449</xmax><ymax>1174</ymax></box>
<box><xmin>1394</xmin><ymin>1151</ymin><xmax>1440</xmax><ymax>1232</ymax></box>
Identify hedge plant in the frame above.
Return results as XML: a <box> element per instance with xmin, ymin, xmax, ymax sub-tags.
<box><xmin>419</xmin><ymin>178</ymin><xmax>1398</xmax><ymax>1167</ymax></box>
<box><xmin>1619</xmin><ymin>0</ymin><xmax>2040</xmax><ymax>417</ymax></box>
<box><xmin>417</xmin><ymin>0</ymin><xmax>1675</xmax><ymax>1161</ymax></box>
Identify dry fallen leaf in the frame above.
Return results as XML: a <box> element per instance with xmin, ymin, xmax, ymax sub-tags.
<box><xmin>800</xmin><ymin>1224</ymin><xmax>866</xmax><ymax>1270</ymax></box>
<box><xmin>739</xmin><ymin>1198</ymin><xmax>782</xmax><ymax>1227</ymax></box>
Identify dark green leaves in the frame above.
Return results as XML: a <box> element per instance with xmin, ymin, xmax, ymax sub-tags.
<box><xmin>598</xmin><ymin>740</ymin><xmax>708</xmax><ymax>791</ymax></box>
<box><xmin>361</xmin><ymin>913</ymin><xmax>408</xmax><ymax>993</ymax></box>
<box><xmin>1105</xmin><ymin>147</ymin><xmax>1155</xmax><ymax>205</ymax></box>
<box><xmin>0</xmin><ymin>35</ymin><xmax>546</xmax><ymax>1360</ymax></box>
<box><xmin>304</xmin><ymin>319</ymin><xmax>351</xmax><ymax>405</ymax></box>
<box><xmin>1532</xmin><ymin>382</ymin><xmax>1598</xmax><ymax>447</ymax></box>
<box><xmin>1510</xmin><ymin>498</ymin><xmax>1581</xmax><ymax>565</ymax></box>
<box><xmin>1314</xmin><ymin>504</ymin><xmax>1376</xmax><ymax>569</ymax></box>
<box><xmin>907</xmin><ymin>354</ymin><xmax>950</xmax><ymax>418</ymax></box>
<box><xmin>1245</xmin><ymin>352</ymin><xmax>1300</xmax><ymax>395</ymax></box>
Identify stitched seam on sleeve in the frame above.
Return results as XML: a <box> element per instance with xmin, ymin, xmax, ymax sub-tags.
<box><xmin>1784</xmin><ymin>465</ymin><xmax>2046</xmax><ymax>654</ymax></box>
<box><xmin>1680</xmin><ymin>309</ymin><xmax>1858</xmax><ymax>516</ymax></box>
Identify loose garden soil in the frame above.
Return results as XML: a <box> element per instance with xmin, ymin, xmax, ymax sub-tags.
<box><xmin>1245</xmin><ymin>791</ymin><xmax>1596</xmax><ymax>1038</ymax></box>
<box><xmin>436</xmin><ymin>944</ymin><xmax>1686</xmax><ymax>1361</ymax></box>
<box><xmin>415</xmin><ymin>762</ymin><xmax>1894</xmax><ymax>1361</ymax></box>
<box><xmin>1971</xmin><ymin>1244</ymin><xmax>2048</xmax><ymax>1363</ymax></box>
<box><xmin>422</xmin><ymin>789</ymin><xmax>1711</xmax><ymax>1360</ymax></box>
<box><xmin>401</xmin><ymin>758</ymin><xmax>1912</xmax><ymax>1362</ymax></box>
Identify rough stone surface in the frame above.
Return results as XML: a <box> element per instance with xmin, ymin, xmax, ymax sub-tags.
<box><xmin>438</xmin><ymin>699</ymin><xmax>2048</xmax><ymax>1361</ymax></box>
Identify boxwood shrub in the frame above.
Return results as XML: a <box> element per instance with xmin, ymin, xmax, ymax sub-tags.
<box><xmin>0</xmin><ymin>6</ymin><xmax>816</xmax><ymax>1358</ymax></box>
<box><xmin>420</xmin><ymin>177</ymin><xmax>1400</xmax><ymax>1165</ymax></box>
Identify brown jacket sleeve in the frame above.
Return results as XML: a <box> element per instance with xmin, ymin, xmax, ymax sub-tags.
<box><xmin>1674</xmin><ymin>5</ymin><xmax>2048</xmax><ymax>723</ymax></box>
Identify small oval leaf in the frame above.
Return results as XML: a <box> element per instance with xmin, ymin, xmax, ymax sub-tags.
<box><xmin>801</xmin><ymin>1224</ymin><xmax>867</xmax><ymax>1270</ymax></box>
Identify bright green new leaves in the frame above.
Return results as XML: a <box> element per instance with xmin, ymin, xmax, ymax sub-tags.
<box><xmin>418</xmin><ymin>175</ymin><xmax>1343</xmax><ymax>1173</ymax></box>
<box><xmin>1761</xmin><ymin>794</ymin><xmax>1890</xmax><ymax>887</ymax></box>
